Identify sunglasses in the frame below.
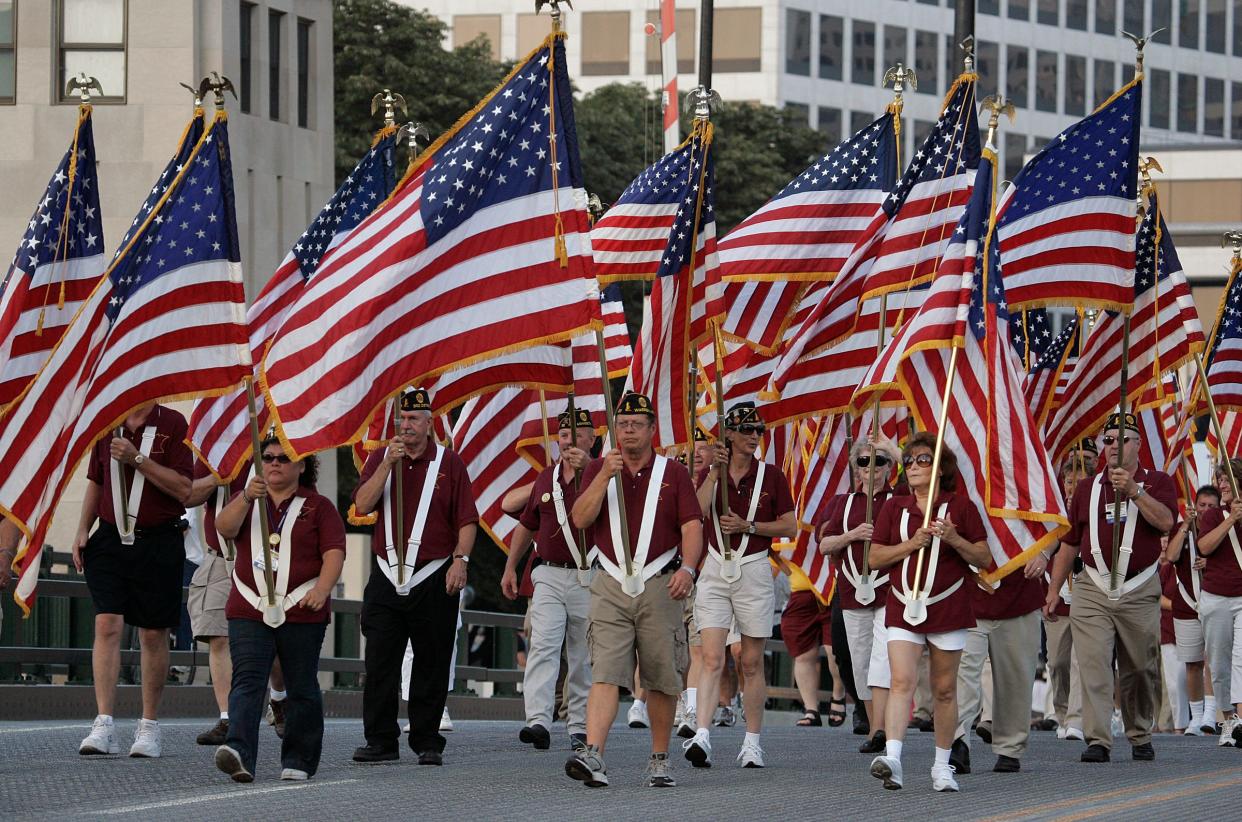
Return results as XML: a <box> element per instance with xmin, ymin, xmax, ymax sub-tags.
<box><xmin>1100</xmin><ymin>435</ymin><xmax>1136</xmax><ymax>446</ymax></box>
<box><xmin>261</xmin><ymin>453</ymin><xmax>293</xmax><ymax>464</ymax></box>
<box><xmin>735</xmin><ymin>424</ymin><xmax>765</xmax><ymax>435</ymax></box>
<box><xmin>855</xmin><ymin>455</ymin><xmax>891</xmax><ymax>468</ymax></box>
<box><xmin>902</xmin><ymin>453</ymin><xmax>934</xmax><ymax>468</ymax></box>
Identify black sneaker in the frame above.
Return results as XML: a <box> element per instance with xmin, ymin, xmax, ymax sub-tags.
<box><xmin>993</xmin><ymin>754</ymin><xmax>1021</xmax><ymax>773</ymax></box>
<box><xmin>196</xmin><ymin>718</ymin><xmax>229</xmax><ymax>746</ymax></box>
<box><xmin>519</xmin><ymin>724</ymin><xmax>551</xmax><ymax>750</ymax></box>
<box><xmin>975</xmin><ymin>721</ymin><xmax>993</xmax><ymax>744</ymax></box>
<box><xmin>1080</xmin><ymin>744</ymin><xmax>1110</xmax><ymax>763</ymax></box>
<box><xmin>352</xmin><ymin>744</ymin><xmax>399</xmax><ymax>763</ymax></box>
<box><xmin>1131</xmin><ymin>742</ymin><xmax>1155</xmax><ymax>761</ymax></box>
<box><xmin>949</xmin><ymin>736</ymin><xmax>971</xmax><ymax>775</ymax></box>
<box><xmin>565</xmin><ymin>746</ymin><xmax>609</xmax><ymax>787</ymax></box>
<box><xmin>418</xmin><ymin>750</ymin><xmax>444</xmax><ymax>766</ymax></box>
<box><xmin>570</xmin><ymin>733</ymin><xmax>588</xmax><ymax>753</ymax></box>
<box><xmin>912</xmin><ymin>717</ymin><xmax>934</xmax><ymax>733</ymax></box>
<box><xmin>269</xmin><ymin>699</ymin><xmax>287</xmax><ymax>739</ymax></box>
<box><xmin>858</xmin><ymin>729</ymin><xmax>886</xmax><ymax>754</ymax></box>
<box><xmin>853</xmin><ymin>705</ymin><xmax>870</xmax><ymax>736</ymax></box>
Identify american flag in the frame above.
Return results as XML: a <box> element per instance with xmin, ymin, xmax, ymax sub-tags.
<box><xmin>853</xmin><ymin>150</ymin><xmax>1067</xmax><ymax>579</ymax></box>
<box><xmin>997</xmin><ymin>77</ymin><xmax>1142</xmax><ymax>311</ymax></box>
<box><xmin>627</xmin><ymin>120</ymin><xmax>724</xmax><ymax>446</ymax></box>
<box><xmin>1022</xmin><ymin>313</ymin><xmax>1079</xmax><ymax>430</ymax></box>
<box><xmin>0</xmin><ymin>107</ymin><xmax>106</xmax><ymax>409</ymax></box>
<box><xmin>770</xmin><ymin>75</ymin><xmax>979</xmax><ymax>399</ymax></box>
<box><xmin>450</xmin><ymin>387</ymin><xmax>536</xmax><ymax>551</ymax></box>
<box><xmin>2</xmin><ymin>113</ymin><xmax>249</xmax><ymax>613</ymax></box>
<box><xmin>188</xmin><ymin>129</ymin><xmax>399</xmax><ymax>480</ymax></box>
<box><xmin>1010</xmin><ymin>307</ymin><xmax>1054</xmax><ymax>367</ymax></box>
<box><xmin>1204</xmin><ymin>255</ymin><xmax>1242</xmax><ymax>412</ymax></box>
<box><xmin>1043</xmin><ymin>193</ymin><xmax>1205</xmax><ymax>463</ymax></box>
<box><xmin>260</xmin><ymin>34</ymin><xmax>600</xmax><ymax>458</ymax></box>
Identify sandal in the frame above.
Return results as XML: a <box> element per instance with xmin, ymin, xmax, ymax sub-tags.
<box><xmin>827</xmin><ymin>699</ymin><xmax>847</xmax><ymax>727</ymax></box>
<box><xmin>795</xmin><ymin>709</ymin><xmax>822</xmax><ymax>727</ymax></box>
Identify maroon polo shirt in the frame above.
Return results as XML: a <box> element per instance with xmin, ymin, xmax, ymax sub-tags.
<box><xmin>355</xmin><ymin>441</ymin><xmax>479</xmax><ymax>565</ymax></box>
<box><xmin>1159</xmin><ymin>564</ymin><xmax>1177</xmax><ymax>644</ymax></box>
<box><xmin>696</xmin><ymin>458</ymin><xmax>795</xmax><ymax>559</ymax></box>
<box><xmin>86</xmin><ymin>404</ymin><xmax>193</xmax><ymax>527</ymax></box>
<box><xmin>972</xmin><ymin>568</ymin><xmax>1044</xmax><ymax>621</ymax></box>
<box><xmin>194</xmin><ymin>460</ymin><xmax>250</xmax><ymax>556</ymax></box>
<box><xmin>225</xmin><ymin>487</ymin><xmax>346</xmax><ymax>624</ymax></box>
<box><xmin>819</xmin><ymin>490</ymin><xmax>892</xmax><ymax>611</ymax></box>
<box><xmin>520</xmin><ymin>462</ymin><xmax>593</xmax><ymax>566</ymax></box>
<box><xmin>1197</xmin><ymin>506</ymin><xmax>1242</xmax><ymax>597</ymax></box>
<box><xmin>875</xmin><ymin>491</ymin><xmax>986</xmax><ymax>635</ymax></box>
<box><xmin>1165</xmin><ymin>546</ymin><xmax>1198</xmax><ymax>619</ymax></box>
<box><xmin>1062</xmin><ymin>468</ymin><xmax>1177</xmax><ymax>579</ymax></box>
<box><xmin>580</xmin><ymin>451</ymin><xmax>701</xmax><ymax>568</ymax></box>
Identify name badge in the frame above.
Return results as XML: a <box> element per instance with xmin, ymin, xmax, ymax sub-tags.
<box><xmin>253</xmin><ymin>552</ymin><xmax>280</xmax><ymax>573</ymax></box>
<box><xmin>1104</xmin><ymin>507</ymin><xmax>1128</xmax><ymax>526</ymax></box>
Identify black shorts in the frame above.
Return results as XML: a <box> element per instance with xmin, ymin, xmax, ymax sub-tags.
<box><xmin>82</xmin><ymin>521</ymin><xmax>186</xmax><ymax>629</ymax></box>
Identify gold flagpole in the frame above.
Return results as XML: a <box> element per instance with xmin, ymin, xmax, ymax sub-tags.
<box><xmin>392</xmin><ymin>397</ymin><xmax>406</xmax><ymax>588</ymax></box>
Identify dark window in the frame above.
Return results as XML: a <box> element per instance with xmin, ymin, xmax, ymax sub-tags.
<box><xmin>818</xmin><ymin>15</ymin><xmax>843</xmax><ymax>80</ymax></box>
<box><xmin>296</xmin><ymin>18</ymin><xmax>311</xmax><ymax>128</ymax></box>
<box><xmin>1204</xmin><ymin>0</ymin><xmax>1225</xmax><ymax>53</ymax></box>
<box><xmin>914</xmin><ymin>30</ymin><xmax>937</xmax><ymax>95</ymax></box>
<box><xmin>1151</xmin><ymin>0</ymin><xmax>1172</xmax><ymax>43</ymax></box>
<box><xmin>1008</xmin><ymin>0</ymin><xmax>1029</xmax><ymax>21</ymax></box>
<box><xmin>240</xmin><ymin>2</ymin><xmax>254</xmax><ymax>113</ymax></box>
<box><xmin>786</xmin><ymin>102</ymin><xmax>809</xmax><ymax>126</ymax></box>
<box><xmin>1122</xmin><ymin>1</ymin><xmax>1144</xmax><ymax>35</ymax></box>
<box><xmin>1066</xmin><ymin>0</ymin><xmax>1088</xmax><ymax>30</ymax></box>
<box><xmin>945</xmin><ymin>33</ymin><xmax>955</xmax><ymax>83</ymax></box>
<box><xmin>1177</xmin><ymin>72</ymin><xmax>1197</xmax><ymax>133</ymax></box>
<box><xmin>852</xmin><ymin>20</ymin><xmax>875</xmax><ymax>85</ymax></box>
<box><xmin>980</xmin><ymin>0</ymin><xmax>999</xmax><ymax>14</ymax></box>
<box><xmin>1094</xmin><ymin>0</ymin><xmax>1115</xmax><ymax>34</ymax></box>
<box><xmin>1004</xmin><ymin>132</ymin><xmax>1027</xmax><ymax>182</ymax></box>
<box><xmin>58</xmin><ymin>0</ymin><xmax>127</xmax><ymax>102</ymax></box>
<box><xmin>977</xmin><ymin>40</ymin><xmax>998</xmax><ymax>92</ymax></box>
<box><xmin>1037</xmin><ymin>0</ymin><xmax>1058</xmax><ymax>25</ymax></box>
<box><xmin>851</xmin><ymin>110</ymin><xmax>873</xmax><ymax>135</ymax></box>
<box><xmin>817</xmin><ymin>107</ymin><xmax>841</xmax><ymax>144</ymax></box>
<box><xmin>269</xmin><ymin>9</ymin><xmax>284</xmax><ymax>121</ymax></box>
<box><xmin>883</xmin><ymin>25</ymin><xmax>907</xmax><ymax>75</ymax></box>
<box><xmin>1007</xmin><ymin>45</ymin><xmax>1029</xmax><ymax>109</ymax></box>
<box><xmin>1179</xmin><ymin>0</ymin><xmax>1199</xmax><ymax>49</ymax></box>
<box><xmin>1236</xmin><ymin>1</ymin><xmax>1242</xmax><ymax>56</ymax></box>
<box><xmin>1204</xmin><ymin>77</ymin><xmax>1223</xmax><ymax>136</ymax></box>
<box><xmin>1093</xmin><ymin>60</ymin><xmax>1114</xmax><ymax>108</ymax></box>
<box><xmin>916</xmin><ymin>0</ymin><xmax>939</xmax><ymax>4</ymax></box>
<box><xmin>1035</xmin><ymin>50</ymin><xmax>1057</xmax><ymax>112</ymax></box>
<box><xmin>785</xmin><ymin>9</ymin><xmax>811</xmax><ymax>76</ymax></box>
<box><xmin>1232</xmin><ymin>82</ymin><xmax>1242</xmax><ymax>139</ymax></box>
<box><xmin>1065</xmin><ymin>55</ymin><xmax>1086</xmax><ymax>116</ymax></box>
<box><xmin>1149</xmin><ymin>68</ymin><xmax>1170</xmax><ymax>129</ymax></box>
<box><xmin>0</xmin><ymin>1</ymin><xmax>14</xmax><ymax>104</ymax></box>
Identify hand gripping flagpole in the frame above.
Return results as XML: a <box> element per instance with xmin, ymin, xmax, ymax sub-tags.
<box><xmin>565</xmin><ymin>390</ymin><xmax>590</xmax><ymax>579</ymax></box>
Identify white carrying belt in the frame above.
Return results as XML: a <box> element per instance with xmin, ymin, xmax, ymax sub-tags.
<box><xmin>551</xmin><ymin>467</ymin><xmax>595</xmax><ymax>585</ymax></box>
<box><xmin>1084</xmin><ymin>478</ymin><xmax>1152</xmax><ymax>600</ymax></box>
<box><xmin>232</xmin><ymin>495</ymin><xmax>312</xmax><ymax>628</ymax></box>
<box><xmin>890</xmin><ymin>504</ymin><xmax>960</xmax><ymax>624</ymax></box>
<box><xmin>839</xmin><ymin>494</ymin><xmax>889</xmax><ymax>602</ymax></box>
<box><xmin>708</xmin><ymin>461</ymin><xmax>769</xmax><ymax>582</ymax></box>
<box><xmin>1228</xmin><ymin>527</ymin><xmax>1242</xmax><ymax>576</ymax></box>
<box><xmin>1175</xmin><ymin>529</ymin><xmax>1204</xmax><ymax>613</ymax></box>
<box><xmin>379</xmin><ymin>446</ymin><xmax>446</xmax><ymax>595</ymax></box>
<box><xmin>597</xmin><ymin>455</ymin><xmax>673</xmax><ymax>596</ymax></box>
<box><xmin>111</xmin><ymin>427</ymin><xmax>157</xmax><ymax>546</ymax></box>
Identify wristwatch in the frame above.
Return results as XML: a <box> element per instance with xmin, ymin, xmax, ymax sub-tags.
<box><xmin>682</xmin><ymin>566</ymin><xmax>697</xmax><ymax>580</ymax></box>
<box><xmin>134</xmin><ymin>453</ymin><xmax>146</xmax><ymax>467</ymax></box>
<box><xmin>453</xmin><ymin>554</ymin><xmax>470</xmax><ymax>564</ymax></box>
<box><xmin>746</xmin><ymin>521</ymin><xmax>756</xmax><ymax>535</ymax></box>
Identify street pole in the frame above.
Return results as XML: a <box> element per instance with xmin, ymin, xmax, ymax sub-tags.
<box><xmin>698</xmin><ymin>0</ymin><xmax>713</xmax><ymax>91</ymax></box>
<box><xmin>954</xmin><ymin>0</ymin><xmax>976</xmax><ymax>58</ymax></box>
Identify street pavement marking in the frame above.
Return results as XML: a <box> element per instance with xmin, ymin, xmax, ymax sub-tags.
<box><xmin>0</xmin><ymin>721</ymin><xmax>208</xmax><ymax>734</ymax></box>
<box><xmin>93</xmin><ymin>778</ymin><xmax>360</xmax><ymax>814</ymax></box>
<box><xmin>988</xmin><ymin>767</ymin><xmax>1242</xmax><ymax>821</ymax></box>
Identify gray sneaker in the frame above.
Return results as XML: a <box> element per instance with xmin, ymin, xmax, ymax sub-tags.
<box><xmin>646</xmin><ymin>752</ymin><xmax>676</xmax><ymax>787</ymax></box>
<box><xmin>714</xmin><ymin>705</ymin><xmax>736</xmax><ymax>727</ymax></box>
<box><xmin>565</xmin><ymin>745</ymin><xmax>608</xmax><ymax>787</ymax></box>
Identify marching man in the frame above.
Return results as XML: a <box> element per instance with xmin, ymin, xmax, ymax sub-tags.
<box><xmin>564</xmin><ymin>392</ymin><xmax>703</xmax><ymax>788</ymax></box>
<box><xmin>684</xmin><ymin>402</ymin><xmax>795</xmax><ymax>769</ymax></box>
<box><xmin>351</xmin><ymin>388</ymin><xmax>479</xmax><ymax>766</ymax></box>
<box><xmin>502</xmin><ymin>407</ymin><xmax>597</xmax><ymax>752</ymax></box>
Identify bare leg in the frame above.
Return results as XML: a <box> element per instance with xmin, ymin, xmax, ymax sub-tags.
<box><xmin>1185</xmin><ymin>660</ymin><xmax>1205</xmax><ymax>703</ymax></box>
<box><xmin>731</xmin><ymin>642</ymin><xmax>746</xmax><ymax>697</ymax></box>
<box><xmin>647</xmin><ymin>690</ymin><xmax>676</xmax><ymax>754</ymax></box>
<box><xmin>138</xmin><ymin>628</ymin><xmax>170</xmax><ymax>721</ymax></box>
<box><xmin>928</xmin><ymin>645</ymin><xmax>963</xmax><ymax>752</ymax></box>
<box><xmin>270</xmin><ymin>657</ymin><xmax>286</xmax><ymax>692</ymax></box>
<box><xmin>823</xmin><ymin>642</ymin><xmax>846</xmax><ymax>701</ymax></box>
<box><xmin>871</xmin><ymin>686</ymin><xmax>889</xmax><ymax>737</ymax></box>
<box><xmin>208</xmin><ymin>636</ymin><xmax>231</xmax><ymax>713</ymax></box>
<box><xmin>739</xmin><ymin>635</ymin><xmax>766</xmax><ymax>733</ymax></box>
<box><xmin>792</xmin><ymin>649</ymin><xmax>821</xmax><ymax>713</ymax></box>
<box><xmin>585</xmin><ymin>683</ymin><xmax>620</xmax><ymax>753</ymax></box>
<box><xmin>92</xmin><ymin>614</ymin><xmax>123</xmax><ymax>716</ymax></box>
<box><xmin>695</xmin><ymin>627</ymin><xmax>729</xmax><ymax>730</ymax></box>
<box><xmin>884</xmin><ymin>641</ymin><xmax>922</xmax><ymax>747</ymax></box>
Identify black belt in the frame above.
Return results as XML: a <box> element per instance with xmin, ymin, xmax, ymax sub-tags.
<box><xmin>136</xmin><ymin>520</ymin><xmax>187</xmax><ymax>538</ymax></box>
<box><xmin>590</xmin><ymin>558</ymin><xmax>682</xmax><ymax>575</ymax></box>
<box><xmin>536</xmin><ymin>558</ymin><xmax>582</xmax><ymax>570</ymax></box>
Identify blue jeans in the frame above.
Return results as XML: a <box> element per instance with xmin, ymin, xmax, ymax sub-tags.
<box><xmin>226</xmin><ymin>618</ymin><xmax>327</xmax><ymax>776</ymax></box>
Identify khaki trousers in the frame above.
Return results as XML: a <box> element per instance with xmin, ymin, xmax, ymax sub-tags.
<box><xmin>955</xmin><ymin>610</ymin><xmax>1041</xmax><ymax>757</ymax></box>
<box><xmin>1069</xmin><ymin>573</ymin><xmax>1161</xmax><ymax>750</ymax></box>
<box><xmin>1044</xmin><ymin>615</ymin><xmax>1083</xmax><ymax>729</ymax></box>
<box><xmin>524</xmin><ymin>565</ymin><xmax>593</xmax><ymax>734</ymax></box>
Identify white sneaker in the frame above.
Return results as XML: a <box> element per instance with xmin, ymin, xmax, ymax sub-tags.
<box><xmin>1056</xmin><ymin>725</ymin><xmax>1068</xmax><ymax>740</ymax></box>
<box><xmin>676</xmin><ymin>707</ymin><xmax>697</xmax><ymax>739</ymax></box>
<box><xmin>674</xmin><ymin>696</ymin><xmax>685</xmax><ymax>728</ymax></box>
<box><xmin>281</xmin><ymin>768</ymin><xmax>309</xmax><ymax>780</ymax></box>
<box><xmin>1184</xmin><ymin>723</ymin><xmax>1203</xmax><ymax>736</ymax></box>
<box><xmin>627</xmin><ymin>701</ymin><xmax>650</xmax><ymax>729</ymax></box>
<box><xmin>737</xmin><ymin>738</ymin><xmax>765</xmax><ymax>768</ymax></box>
<box><xmin>79</xmin><ymin>716</ymin><xmax>119</xmax><ymax>755</ymax></box>
<box><xmin>1110</xmin><ymin>709</ymin><xmax>1124</xmax><ymax>738</ymax></box>
<box><xmin>439</xmin><ymin>708</ymin><xmax>454</xmax><ymax>733</ymax></box>
<box><xmin>870</xmin><ymin>755</ymin><xmax>903</xmax><ymax>789</ymax></box>
<box><xmin>1218</xmin><ymin>717</ymin><xmax>1237</xmax><ymax>747</ymax></box>
<box><xmin>931</xmin><ymin>763</ymin><xmax>959</xmax><ymax>792</ymax></box>
<box><xmin>1064</xmin><ymin>726</ymin><xmax>1085</xmax><ymax>741</ymax></box>
<box><xmin>129</xmin><ymin>719</ymin><xmax>162</xmax><ymax>758</ymax></box>
<box><xmin>682</xmin><ymin>729</ymin><xmax>712</xmax><ymax>768</ymax></box>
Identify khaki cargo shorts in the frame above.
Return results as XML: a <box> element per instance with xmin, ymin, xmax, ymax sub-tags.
<box><xmin>187</xmin><ymin>552</ymin><xmax>233</xmax><ymax>640</ymax></box>
<box><xmin>694</xmin><ymin>554</ymin><xmax>775</xmax><ymax>640</ymax></box>
<box><xmin>588</xmin><ymin>571</ymin><xmax>688</xmax><ymax>696</ymax></box>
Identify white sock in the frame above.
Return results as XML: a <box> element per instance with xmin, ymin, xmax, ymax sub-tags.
<box><xmin>744</xmin><ymin>732</ymin><xmax>761</xmax><ymax>747</ymax></box>
<box><xmin>270</xmin><ymin>689</ymin><xmax>287</xmax><ymax>702</ymax></box>
<box><xmin>1204</xmin><ymin>696</ymin><xmax>1218</xmax><ymax>724</ymax></box>
<box><xmin>934</xmin><ymin>747</ymin><xmax>951</xmax><ymax>767</ymax></box>
<box><xmin>220</xmin><ymin>711</ymin><xmax>229</xmax><ymax>720</ymax></box>
<box><xmin>685</xmin><ymin>688</ymin><xmax>697</xmax><ymax>712</ymax></box>
<box><xmin>1189</xmin><ymin>699</ymin><xmax>1204</xmax><ymax>725</ymax></box>
<box><xmin>634</xmin><ymin>699</ymin><xmax>645</xmax><ymax>709</ymax></box>
<box><xmin>885</xmin><ymin>739</ymin><xmax>903</xmax><ymax>760</ymax></box>
<box><xmin>97</xmin><ymin>714</ymin><xmax>113</xmax><ymax>724</ymax></box>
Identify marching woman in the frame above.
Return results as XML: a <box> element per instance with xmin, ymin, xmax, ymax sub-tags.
<box><xmin>866</xmin><ymin>433</ymin><xmax>990</xmax><ymax>792</ymax></box>
<box><xmin>212</xmin><ymin>436</ymin><xmax>346</xmax><ymax>783</ymax></box>
<box><xmin>1194</xmin><ymin>460</ymin><xmax>1242</xmax><ymax>745</ymax></box>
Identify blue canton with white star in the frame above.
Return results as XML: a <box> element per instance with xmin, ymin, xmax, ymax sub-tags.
<box><xmin>1028</xmin><ymin>314</ymin><xmax>1079</xmax><ymax>372</ymax></box>
<box><xmin>656</xmin><ymin>131</ymin><xmax>713</xmax><ymax>280</ymax></box>
<box><xmin>613</xmin><ymin>135</ymin><xmax>692</xmax><ymax>208</ymax></box>
<box><xmin>1213</xmin><ymin>258</ymin><xmax>1242</xmax><ymax>354</ymax></box>
<box><xmin>105</xmin><ymin>119</ymin><xmax>240</xmax><ymax>322</ymax></box>
<box><xmin>884</xmin><ymin>79</ymin><xmax>980</xmax><ymax>217</ymax></box>
<box><xmin>772</xmin><ymin>112</ymin><xmax>897</xmax><ymax>200</ymax></box>
<box><xmin>419</xmin><ymin>38</ymin><xmax>583</xmax><ymax>245</ymax></box>
<box><xmin>293</xmin><ymin>132</ymin><xmax>397</xmax><ymax>278</ymax></box>
<box><xmin>955</xmin><ymin>155</ymin><xmax>1003</xmax><ymax>341</ymax></box>
<box><xmin>1010</xmin><ymin>306</ymin><xmax>1053</xmax><ymax>362</ymax></box>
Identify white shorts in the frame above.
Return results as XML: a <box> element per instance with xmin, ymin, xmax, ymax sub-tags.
<box><xmin>887</xmin><ymin>626</ymin><xmax>969</xmax><ymax>652</ymax></box>
<box><xmin>1174</xmin><ymin>617</ymin><xmax>1205</xmax><ymax>664</ymax></box>
<box><xmin>866</xmin><ymin>608</ymin><xmax>892</xmax><ymax>690</ymax></box>
<box><xmin>694</xmin><ymin>554</ymin><xmax>775</xmax><ymax>640</ymax></box>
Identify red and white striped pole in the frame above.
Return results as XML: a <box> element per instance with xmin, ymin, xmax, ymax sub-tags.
<box><xmin>659</xmin><ymin>0</ymin><xmax>679</xmax><ymax>152</ymax></box>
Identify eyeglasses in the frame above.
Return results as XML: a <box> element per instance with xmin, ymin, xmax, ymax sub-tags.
<box><xmin>855</xmin><ymin>455</ymin><xmax>891</xmax><ymax>468</ymax></box>
<box><xmin>902</xmin><ymin>453</ymin><xmax>934</xmax><ymax>468</ymax></box>
<box><xmin>261</xmin><ymin>453</ymin><xmax>293</xmax><ymax>464</ymax></box>
<box><xmin>735</xmin><ymin>424</ymin><xmax>765</xmax><ymax>435</ymax></box>
<box><xmin>615</xmin><ymin>420</ymin><xmax>650</xmax><ymax>431</ymax></box>
<box><xmin>1100</xmin><ymin>435</ymin><xmax>1137</xmax><ymax>446</ymax></box>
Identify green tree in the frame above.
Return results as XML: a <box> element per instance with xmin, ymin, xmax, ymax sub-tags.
<box><xmin>333</xmin><ymin>0</ymin><xmax>506</xmax><ymax>184</ymax></box>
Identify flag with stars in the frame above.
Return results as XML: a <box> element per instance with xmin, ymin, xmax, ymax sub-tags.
<box><xmin>188</xmin><ymin>127</ymin><xmax>400</xmax><ymax>480</ymax></box>
<box><xmin>626</xmin><ymin>120</ymin><xmax>724</xmax><ymax>446</ymax></box>
<box><xmin>1021</xmin><ymin>312</ymin><xmax>1079</xmax><ymax>431</ymax></box>
<box><xmin>260</xmin><ymin>33</ymin><xmax>601</xmax><ymax>458</ymax></box>
<box><xmin>997</xmin><ymin>77</ymin><xmax>1142</xmax><ymax>311</ymax></box>
<box><xmin>1</xmin><ymin>112</ymin><xmax>249</xmax><ymax>614</ymax></box>
<box><xmin>0</xmin><ymin>107</ymin><xmax>106</xmax><ymax>410</ymax></box>
<box><xmin>1204</xmin><ymin>254</ymin><xmax>1242</xmax><ymax>413</ymax></box>
<box><xmin>1010</xmin><ymin>307</ymin><xmax>1055</xmax><ymax>368</ymax></box>
<box><xmin>1043</xmin><ymin>189</ymin><xmax>1204</xmax><ymax>463</ymax></box>
<box><xmin>852</xmin><ymin>150</ymin><xmax>1068</xmax><ymax>580</ymax></box>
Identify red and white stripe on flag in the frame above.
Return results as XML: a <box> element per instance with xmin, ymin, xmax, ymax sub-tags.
<box><xmin>1205</xmin><ymin>257</ymin><xmax>1242</xmax><ymax>412</ymax></box>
